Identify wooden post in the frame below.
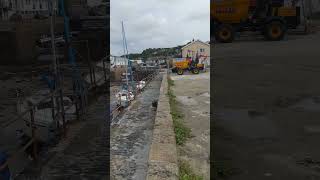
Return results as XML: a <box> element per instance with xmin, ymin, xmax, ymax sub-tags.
<box><xmin>29</xmin><ymin>107</ymin><xmax>37</xmax><ymax>161</ymax></box>
<box><xmin>80</xmin><ymin>94</ymin><xmax>85</xmax><ymax>120</ymax></box>
<box><xmin>59</xmin><ymin>89</ymin><xmax>66</xmax><ymax>138</ymax></box>
<box><xmin>93</xmin><ymin>66</ymin><xmax>97</xmax><ymax>87</ymax></box>
<box><xmin>51</xmin><ymin>92</ymin><xmax>56</xmax><ymax>128</ymax></box>
<box><xmin>102</xmin><ymin>58</ymin><xmax>107</xmax><ymax>84</ymax></box>
<box><xmin>75</xmin><ymin>95</ymin><xmax>80</xmax><ymax>121</ymax></box>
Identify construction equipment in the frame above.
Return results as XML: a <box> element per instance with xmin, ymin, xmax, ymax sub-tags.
<box><xmin>172</xmin><ymin>58</ymin><xmax>204</xmax><ymax>75</ymax></box>
<box><xmin>212</xmin><ymin>0</ymin><xmax>301</xmax><ymax>42</ymax></box>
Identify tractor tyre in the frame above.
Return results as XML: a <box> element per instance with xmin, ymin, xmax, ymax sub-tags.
<box><xmin>192</xmin><ymin>68</ymin><xmax>200</xmax><ymax>74</ymax></box>
<box><xmin>264</xmin><ymin>21</ymin><xmax>286</xmax><ymax>41</ymax></box>
<box><xmin>177</xmin><ymin>69</ymin><xmax>184</xmax><ymax>75</ymax></box>
<box><xmin>215</xmin><ymin>24</ymin><xmax>235</xmax><ymax>43</ymax></box>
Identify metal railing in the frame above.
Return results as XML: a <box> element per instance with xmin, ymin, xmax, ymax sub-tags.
<box><xmin>1</xmin><ymin>87</ymin><xmax>64</xmax><ymax>166</ymax></box>
<box><xmin>1</xmin><ymin>56</ymin><xmax>109</xmax><ymax>177</ymax></box>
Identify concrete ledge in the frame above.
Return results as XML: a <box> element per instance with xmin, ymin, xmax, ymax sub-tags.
<box><xmin>147</xmin><ymin>162</ymin><xmax>179</xmax><ymax>180</ymax></box>
<box><xmin>147</xmin><ymin>73</ymin><xmax>179</xmax><ymax>180</ymax></box>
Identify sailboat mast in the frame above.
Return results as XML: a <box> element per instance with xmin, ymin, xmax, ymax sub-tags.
<box><xmin>121</xmin><ymin>21</ymin><xmax>129</xmax><ymax>90</ymax></box>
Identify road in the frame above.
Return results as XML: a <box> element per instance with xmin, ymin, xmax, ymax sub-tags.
<box><xmin>213</xmin><ymin>31</ymin><xmax>320</xmax><ymax>179</ymax></box>
<box><xmin>110</xmin><ymin>74</ymin><xmax>162</xmax><ymax>180</ymax></box>
<box><xmin>170</xmin><ymin>71</ymin><xmax>210</xmax><ymax>179</ymax></box>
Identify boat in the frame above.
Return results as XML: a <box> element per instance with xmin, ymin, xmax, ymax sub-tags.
<box><xmin>136</xmin><ymin>81</ymin><xmax>146</xmax><ymax>90</ymax></box>
<box><xmin>16</xmin><ymin>90</ymin><xmax>76</xmax><ymax>141</ymax></box>
<box><xmin>115</xmin><ymin>89</ymin><xmax>134</xmax><ymax>107</ymax></box>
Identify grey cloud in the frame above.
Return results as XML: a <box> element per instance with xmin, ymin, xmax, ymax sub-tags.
<box><xmin>111</xmin><ymin>0</ymin><xmax>210</xmax><ymax>56</ymax></box>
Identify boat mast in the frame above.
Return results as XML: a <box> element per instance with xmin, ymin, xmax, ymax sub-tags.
<box><xmin>121</xmin><ymin>21</ymin><xmax>129</xmax><ymax>90</ymax></box>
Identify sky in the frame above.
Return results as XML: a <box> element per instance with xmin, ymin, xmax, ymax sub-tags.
<box><xmin>110</xmin><ymin>0</ymin><xmax>210</xmax><ymax>56</ymax></box>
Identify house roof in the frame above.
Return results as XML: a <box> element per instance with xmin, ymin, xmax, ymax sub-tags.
<box><xmin>181</xmin><ymin>40</ymin><xmax>210</xmax><ymax>50</ymax></box>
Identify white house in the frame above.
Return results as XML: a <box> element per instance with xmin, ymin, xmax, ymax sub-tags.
<box><xmin>110</xmin><ymin>56</ymin><xmax>128</xmax><ymax>67</ymax></box>
<box><xmin>131</xmin><ymin>59</ymin><xmax>143</xmax><ymax>64</ymax></box>
<box><xmin>181</xmin><ymin>39</ymin><xmax>210</xmax><ymax>66</ymax></box>
<box><xmin>0</xmin><ymin>0</ymin><xmax>50</xmax><ymax>19</ymax></box>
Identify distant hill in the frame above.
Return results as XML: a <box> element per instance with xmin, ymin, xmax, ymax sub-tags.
<box><xmin>124</xmin><ymin>45</ymin><xmax>185</xmax><ymax>60</ymax></box>
<box><xmin>121</xmin><ymin>40</ymin><xmax>210</xmax><ymax>60</ymax></box>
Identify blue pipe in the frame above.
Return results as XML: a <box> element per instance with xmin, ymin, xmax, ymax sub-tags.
<box><xmin>58</xmin><ymin>0</ymin><xmax>83</xmax><ymax>96</ymax></box>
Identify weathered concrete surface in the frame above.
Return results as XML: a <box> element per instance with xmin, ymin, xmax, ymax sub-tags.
<box><xmin>0</xmin><ymin>66</ymin><xmax>50</xmax><ymax>177</ymax></box>
<box><xmin>111</xmin><ymin>74</ymin><xmax>162</xmax><ymax>180</ymax></box>
<box><xmin>214</xmin><ymin>31</ymin><xmax>320</xmax><ymax>179</ymax></box>
<box><xmin>19</xmin><ymin>94</ymin><xmax>109</xmax><ymax>180</ymax></box>
<box><xmin>0</xmin><ymin>63</ymin><xmax>106</xmax><ymax>178</ymax></box>
<box><xmin>146</xmin><ymin>73</ymin><xmax>179</xmax><ymax>180</ymax></box>
<box><xmin>171</xmin><ymin>71</ymin><xmax>210</xmax><ymax>180</ymax></box>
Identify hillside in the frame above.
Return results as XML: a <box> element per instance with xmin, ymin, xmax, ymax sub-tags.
<box><xmin>125</xmin><ymin>45</ymin><xmax>184</xmax><ymax>60</ymax></box>
<box><xmin>122</xmin><ymin>39</ymin><xmax>210</xmax><ymax>60</ymax></box>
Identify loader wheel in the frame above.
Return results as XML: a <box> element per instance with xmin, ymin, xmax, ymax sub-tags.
<box><xmin>264</xmin><ymin>21</ymin><xmax>286</xmax><ymax>41</ymax></box>
<box><xmin>192</xmin><ymin>68</ymin><xmax>199</xmax><ymax>74</ymax></box>
<box><xmin>177</xmin><ymin>69</ymin><xmax>184</xmax><ymax>75</ymax></box>
<box><xmin>215</xmin><ymin>24</ymin><xmax>235</xmax><ymax>43</ymax></box>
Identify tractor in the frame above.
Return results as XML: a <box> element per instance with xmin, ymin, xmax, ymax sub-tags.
<box><xmin>171</xmin><ymin>57</ymin><xmax>204</xmax><ymax>75</ymax></box>
<box><xmin>212</xmin><ymin>0</ymin><xmax>301</xmax><ymax>42</ymax></box>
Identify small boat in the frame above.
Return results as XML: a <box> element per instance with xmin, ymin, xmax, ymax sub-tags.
<box><xmin>136</xmin><ymin>81</ymin><xmax>146</xmax><ymax>90</ymax></box>
<box><xmin>16</xmin><ymin>90</ymin><xmax>76</xmax><ymax>142</ymax></box>
<box><xmin>115</xmin><ymin>89</ymin><xmax>134</xmax><ymax>107</ymax></box>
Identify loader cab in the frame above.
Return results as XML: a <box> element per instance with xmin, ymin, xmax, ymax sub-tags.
<box><xmin>212</xmin><ymin>0</ymin><xmax>301</xmax><ymax>43</ymax></box>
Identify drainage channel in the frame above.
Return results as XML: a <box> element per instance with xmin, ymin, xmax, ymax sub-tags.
<box><xmin>110</xmin><ymin>73</ymin><xmax>163</xmax><ymax>180</ymax></box>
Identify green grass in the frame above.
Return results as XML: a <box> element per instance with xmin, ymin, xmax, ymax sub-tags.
<box><xmin>167</xmin><ymin>76</ymin><xmax>191</xmax><ymax>145</ymax></box>
<box><xmin>167</xmin><ymin>76</ymin><xmax>202</xmax><ymax>179</ymax></box>
<box><xmin>168</xmin><ymin>77</ymin><xmax>175</xmax><ymax>86</ymax></box>
<box><xmin>179</xmin><ymin>160</ymin><xmax>204</xmax><ymax>180</ymax></box>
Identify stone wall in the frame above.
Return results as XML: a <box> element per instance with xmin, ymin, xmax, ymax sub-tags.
<box><xmin>146</xmin><ymin>73</ymin><xmax>179</xmax><ymax>180</ymax></box>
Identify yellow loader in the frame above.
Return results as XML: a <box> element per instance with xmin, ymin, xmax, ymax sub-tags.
<box><xmin>212</xmin><ymin>0</ymin><xmax>301</xmax><ymax>42</ymax></box>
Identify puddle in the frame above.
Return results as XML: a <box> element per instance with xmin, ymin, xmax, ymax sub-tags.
<box><xmin>304</xmin><ymin>126</ymin><xmax>320</xmax><ymax>134</ymax></box>
<box><xmin>291</xmin><ymin>97</ymin><xmax>320</xmax><ymax>112</ymax></box>
<box><xmin>176</xmin><ymin>96</ymin><xmax>198</xmax><ymax>106</ymax></box>
<box><xmin>297</xmin><ymin>157</ymin><xmax>320</xmax><ymax>170</ymax></box>
<box><xmin>263</xmin><ymin>154</ymin><xmax>305</xmax><ymax>174</ymax></box>
<box><xmin>0</xmin><ymin>74</ymin><xmax>12</xmax><ymax>81</ymax></box>
<box><xmin>216</xmin><ymin>109</ymin><xmax>277</xmax><ymax>138</ymax></box>
<box><xmin>191</xmin><ymin>110</ymin><xmax>208</xmax><ymax>117</ymax></box>
<box><xmin>198</xmin><ymin>92</ymin><xmax>210</xmax><ymax>97</ymax></box>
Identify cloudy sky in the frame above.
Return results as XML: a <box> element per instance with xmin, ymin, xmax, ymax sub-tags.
<box><xmin>110</xmin><ymin>0</ymin><xmax>210</xmax><ymax>56</ymax></box>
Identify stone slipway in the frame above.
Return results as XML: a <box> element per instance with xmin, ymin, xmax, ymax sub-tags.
<box><xmin>146</xmin><ymin>73</ymin><xmax>179</xmax><ymax>180</ymax></box>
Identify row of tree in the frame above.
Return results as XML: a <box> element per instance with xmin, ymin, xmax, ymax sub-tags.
<box><xmin>124</xmin><ymin>45</ymin><xmax>185</xmax><ymax>60</ymax></box>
